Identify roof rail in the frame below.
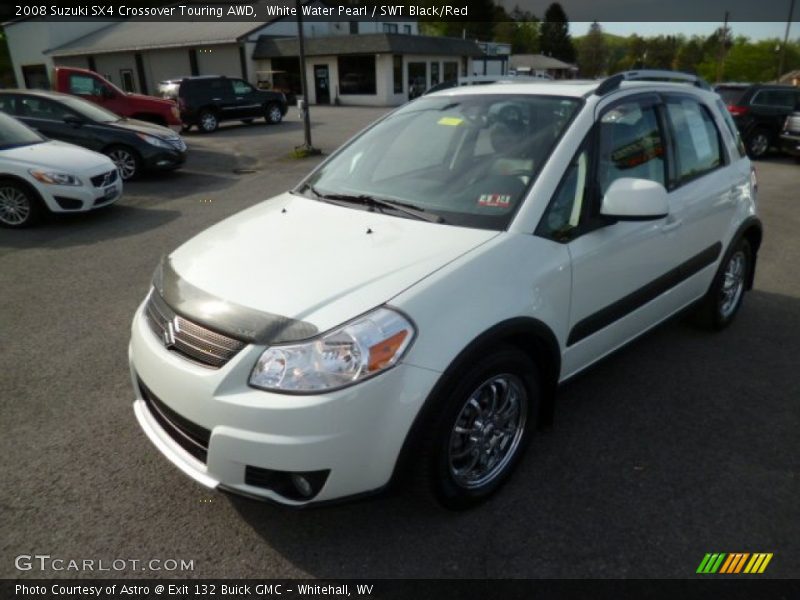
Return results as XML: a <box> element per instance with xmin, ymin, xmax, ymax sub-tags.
<box><xmin>595</xmin><ymin>70</ymin><xmax>712</xmax><ymax>96</ymax></box>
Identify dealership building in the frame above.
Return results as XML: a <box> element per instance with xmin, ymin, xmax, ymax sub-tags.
<box><xmin>4</xmin><ymin>6</ymin><xmax>486</xmax><ymax>106</ymax></box>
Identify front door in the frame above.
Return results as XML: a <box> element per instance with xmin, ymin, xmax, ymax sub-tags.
<box><xmin>314</xmin><ymin>65</ymin><xmax>330</xmax><ymax>105</ymax></box>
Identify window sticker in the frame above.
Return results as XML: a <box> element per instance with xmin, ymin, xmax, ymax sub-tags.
<box><xmin>478</xmin><ymin>193</ymin><xmax>511</xmax><ymax>207</ymax></box>
<box><xmin>682</xmin><ymin>100</ymin><xmax>713</xmax><ymax>161</ymax></box>
<box><xmin>437</xmin><ymin>116</ymin><xmax>463</xmax><ymax>126</ymax></box>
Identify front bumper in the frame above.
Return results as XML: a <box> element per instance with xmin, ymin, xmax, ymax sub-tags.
<box><xmin>34</xmin><ymin>174</ymin><xmax>122</xmax><ymax>213</ymax></box>
<box><xmin>140</xmin><ymin>146</ymin><xmax>187</xmax><ymax>172</ymax></box>
<box><xmin>779</xmin><ymin>133</ymin><xmax>800</xmax><ymax>157</ymax></box>
<box><xmin>129</xmin><ymin>300</ymin><xmax>440</xmax><ymax>506</ymax></box>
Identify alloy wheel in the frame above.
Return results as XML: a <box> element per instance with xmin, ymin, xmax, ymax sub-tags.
<box><xmin>201</xmin><ymin>113</ymin><xmax>218</xmax><ymax>132</ymax></box>
<box><xmin>0</xmin><ymin>185</ymin><xmax>31</xmax><ymax>226</ymax></box>
<box><xmin>268</xmin><ymin>105</ymin><xmax>283</xmax><ymax>123</ymax></box>
<box><xmin>448</xmin><ymin>374</ymin><xmax>528</xmax><ymax>489</ymax></box>
<box><xmin>749</xmin><ymin>133</ymin><xmax>769</xmax><ymax>157</ymax></box>
<box><xmin>719</xmin><ymin>250</ymin><xmax>746</xmax><ymax>319</ymax></box>
<box><xmin>108</xmin><ymin>149</ymin><xmax>137</xmax><ymax>180</ymax></box>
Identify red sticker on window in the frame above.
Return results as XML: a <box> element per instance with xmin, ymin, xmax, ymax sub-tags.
<box><xmin>478</xmin><ymin>194</ymin><xmax>511</xmax><ymax>207</ymax></box>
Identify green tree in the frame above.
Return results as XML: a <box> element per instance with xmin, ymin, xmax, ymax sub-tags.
<box><xmin>540</xmin><ymin>3</ymin><xmax>575</xmax><ymax>63</ymax></box>
<box><xmin>494</xmin><ymin>6</ymin><xmax>540</xmax><ymax>54</ymax></box>
<box><xmin>675</xmin><ymin>37</ymin><xmax>706</xmax><ymax>73</ymax></box>
<box><xmin>577</xmin><ymin>21</ymin><xmax>608</xmax><ymax>77</ymax></box>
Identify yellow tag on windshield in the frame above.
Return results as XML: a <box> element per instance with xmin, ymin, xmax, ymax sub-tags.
<box><xmin>438</xmin><ymin>117</ymin><xmax>463</xmax><ymax>126</ymax></box>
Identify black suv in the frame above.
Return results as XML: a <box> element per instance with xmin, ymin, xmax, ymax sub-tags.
<box><xmin>171</xmin><ymin>76</ymin><xmax>288</xmax><ymax>133</ymax></box>
<box><xmin>720</xmin><ymin>83</ymin><xmax>800</xmax><ymax>159</ymax></box>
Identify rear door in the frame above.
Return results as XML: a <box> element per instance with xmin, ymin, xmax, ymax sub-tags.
<box><xmin>206</xmin><ymin>78</ymin><xmax>237</xmax><ymax>121</ymax></box>
<box><xmin>15</xmin><ymin>95</ymin><xmax>91</xmax><ymax>148</ymax></box>
<box><xmin>230</xmin><ymin>79</ymin><xmax>263</xmax><ymax>119</ymax></box>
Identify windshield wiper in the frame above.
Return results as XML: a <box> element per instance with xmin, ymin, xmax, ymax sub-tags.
<box><xmin>306</xmin><ymin>185</ymin><xmax>445</xmax><ymax>224</ymax></box>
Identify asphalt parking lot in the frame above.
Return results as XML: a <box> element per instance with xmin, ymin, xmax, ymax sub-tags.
<box><xmin>1</xmin><ymin>106</ymin><xmax>798</xmax><ymax>579</ymax></box>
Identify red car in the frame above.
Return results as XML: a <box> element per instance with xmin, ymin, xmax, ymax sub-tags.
<box><xmin>53</xmin><ymin>67</ymin><xmax>181</xmax><ymax>127</ymax></box>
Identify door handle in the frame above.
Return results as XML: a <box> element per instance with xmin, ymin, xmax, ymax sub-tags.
<box><xmin>661</xmin><ymin>218</ymin><xmax>683</xmax><ymax>233</ymax></box>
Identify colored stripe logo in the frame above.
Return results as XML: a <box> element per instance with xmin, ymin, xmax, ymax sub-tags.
<box><xmin>697</xmin><ymin>553</ymin><xmax>773</xmax><ymax>574</ymax></box>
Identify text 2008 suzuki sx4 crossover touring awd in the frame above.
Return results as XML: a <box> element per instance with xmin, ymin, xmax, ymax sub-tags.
<box><xmin>130</xmin><ymin>71</ymin><xmax>761</xmax><ymax>508</ymax></box>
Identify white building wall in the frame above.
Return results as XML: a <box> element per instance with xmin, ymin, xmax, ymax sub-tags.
<box><xmin>5</xmin><ymin>20</ymin><xmax>111</xmax><ymax>87</ymax></box>
<box><xmin>143</xmin><ymin>48</ymin><xmax>193</xmax><ymax>87</ymax></box>
<box><xmin>196</xmin><ymin>45</ymin><xmax>242</xmax><ymax>78</ymax></box>
<box><xmin>92</xmin><ymin>52</ymin><xmax>138</xmax><ymax>90</ymax></box>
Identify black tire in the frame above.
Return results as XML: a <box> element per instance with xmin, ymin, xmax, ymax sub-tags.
<box><xmin>198</xmin><ymin>110</ymin><xmax>219</xmax><ymax>133</ymax></box>
<box><xmin>693</xmin><ymin>238</ymin><xmax>752</xmax><ymax>330</ymax></box>
<box><xmin>420</xmin><ymin>345</ymin><xmax>539</xmax><ymax>509</ymax></box>
<box><xmin>0</xmin><ymin>178</ymin><xmax>43</xmax><ymax>228</ymax></box>
<box><xmin>746</xmin><ymin>128</ymin><xmax>771</xmax><ymax>159</ymax></box>
<box><xmin>265</xmin><ymin>103</ymin><xmax>283</xmax><ymax>124</ymax></box>
<box><xmin>105</xmin><ymin>145</ymin><xmax>141</xmax><ymax>181</ymax></box>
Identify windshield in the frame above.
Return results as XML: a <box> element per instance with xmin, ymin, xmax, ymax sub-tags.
<box><xmin>0</xmin><ymin>112</ymin><xmax>45</xmax><ymax>149</ymax></box>
<box><xmin>299</xmin><ymin>93</ymin><xmax>582</xmax><ymax>230</ymax></box>
<box><xmin>58</xmin><ymin>94</ymin><xmax>122</xmax><ymax>123</ymax></box>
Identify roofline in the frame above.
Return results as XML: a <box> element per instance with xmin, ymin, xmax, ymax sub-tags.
<box><xmin>48</xmin><ymin>36</ymin><xmax>245</xmax><ymax>57</ymax></box>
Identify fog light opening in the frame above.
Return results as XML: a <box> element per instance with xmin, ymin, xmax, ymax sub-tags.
<box><xmin>291</xmin><ymin>474</ymin><xmax>314</xmax><ymax>498</ymax></box>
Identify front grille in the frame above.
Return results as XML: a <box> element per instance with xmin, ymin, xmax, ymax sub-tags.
<box><xmin>138</xmin><ymin>379</ymin><xmax>210</xmax><ymax>463</ymax></box>
<box><xmin>145</xmin><ymin>291</ymin><xmax>246</xmax><ymax>368</ymax></box>
<box><xmin>90</xmin><ymin>169</ymin><xmax>118</xmax><ymax>188</ymax></box>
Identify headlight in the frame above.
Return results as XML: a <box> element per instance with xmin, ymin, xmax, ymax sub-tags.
<box><xmin>249</xmin><ymin>307</ymin><xmax>415</xmax><ymax>393</ymax></box>
<box><xmin>136</xmin><ymin>132</ymin><xmax>174</xmax><ymax>149</ymax></box>
<box><xmin>29</xmin><ymin>170</ymin><xmax>81</xmax><ymax>186</ymax></box>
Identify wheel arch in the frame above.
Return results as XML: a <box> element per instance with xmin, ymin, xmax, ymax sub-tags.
<box><xmin>0</xmin><ymin>173</ymin><xmax>47</xmax><ymax>209</ymax></box>
<box><xmin>730</xmin><ymin>216</ymin><xmax>763</xmax><ymax>290</ymax></box>
<box><xmin>390</xmin><ymin>316</ymin><xmax>562</xmax><ymax>489</ymax></box>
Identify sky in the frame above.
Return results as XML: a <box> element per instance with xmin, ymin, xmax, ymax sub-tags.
<box><xmin>569</xmin><ymin>21</ymin><xmax>800</xmax><ymax>41</ymax></box>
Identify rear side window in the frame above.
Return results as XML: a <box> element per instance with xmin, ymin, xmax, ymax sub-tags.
<box><xmin>0</xmin><ymin>95</ymin><xmax>17</xmax><ymax>115</ymax></box>
<box><xmin>752</xmin><ymin>89</ymin><xmax>796</xmax><ymax>108</ymax></box>
<box><xmin>597</xmin><ymin>100</ymin><xmax>666</xmax><ymax>195</ymax></box>
<box><xmin>665</xmin><ymin>98</ymin><xmax>724</xmax><ymax>184</ymax></box>
<box><xmin>716</xmin><ymin>87</ymin><xmax>747</xmax><ymax>106</ymax></box>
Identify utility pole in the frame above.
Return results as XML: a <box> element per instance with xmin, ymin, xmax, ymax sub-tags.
<box><xmin>716</xmin><ymin>11</ymin><xmax>729</xmax><ymax>83</ymax></box>
<box><xmin>778</xmin><ymin>0</ymin><xmax>796</xmax><ymax>81</ymax></box>
<box><xmin>295</xmin><ymin>0</ymin><xmax>319</xmax><ymax>155</ymax></box>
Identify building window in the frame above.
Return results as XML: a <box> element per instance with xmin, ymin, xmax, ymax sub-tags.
<box><xmin>383</xmin><ymin>23</ymin><xmax>398</xmax><ymax>33</ymax></box>
<box><xmin>431</xmin><ymin>62</ymin><xmax>440</xmax><ymax>86</ymax></box>
<box><xmin>349</xmin><ymin>21</ymin><xmax>358</xmax><ymax>34</ymax></box>
<box><xmin>393</xmin><ymin>55</ymin><xmax>403</xmax><ymax>94</ymax></box>
<box><xmin>403</xmin><ymin>25</ymin><xmax>412</xmax><ymax>34</ymax></box>
<box><xmin>338</xmin><ymin>55</ymin><xmax>376</xmax><ymax>95</ymax></box>
<box><xmin>120</xmin><ymin>69</ymin><xmax>135</xmax><ymax>93</ymax></box>
<box><xmin>443</xmin><ymin>61</ymin><xmax>458</xmax><ymax>82</ymax></box>
<box><xmin>21</xmin><ymin>65</ymin><xmax>49</xmax><ymax>90</ymax></box>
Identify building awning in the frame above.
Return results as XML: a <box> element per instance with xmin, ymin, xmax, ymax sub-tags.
<box><xmin>253</xmin><ymin>33</ymin><xmax>485</xmax><ymax>59</ymax></box>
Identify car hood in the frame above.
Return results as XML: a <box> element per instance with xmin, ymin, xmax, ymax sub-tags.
<box><xmin>0</xmin><ymin>140</ymin><xmax>112</xmax><ymax>173</ymax></box>
<box><xmin>106</xmin><ymin>118</ymin><xmax>177</xmax><ymax>137</ymax></box>
<box><xmin>168</xmin><ymin>193</ymin><xmax>499</xmax><ymax>336</ymax></box>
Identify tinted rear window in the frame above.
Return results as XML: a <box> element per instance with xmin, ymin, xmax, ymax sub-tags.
<box><xmin>716</xmin><ymin>87</ymin><xmax>747</xmax><ymax>106</ymax></box>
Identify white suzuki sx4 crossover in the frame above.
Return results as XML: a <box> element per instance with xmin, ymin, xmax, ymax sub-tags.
<box><xmin>130</xmin><ymin>71</ymin><xmax>761</xmax><ymax>508</ymax></box>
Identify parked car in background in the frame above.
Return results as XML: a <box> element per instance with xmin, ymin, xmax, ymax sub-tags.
<box><xmin>0</xmin><ymin>90</ymin><xmax>187</xmax><ymax>180</ymax></box>
<box><xmin>171</xmin><ymin>75</ymin><xmax>287</xmax><ymax>133</ymax></box>
<box><xmin>0</xmin><ymin>112</ymin><xmax>122</xmax><ymax>228</ymax></box>
<box><xmin>157</xmin><ymin>78</ymin><xmax>187</xmax><ymax>101</ymax></box>
<box><xmin>779</xmin><ymin>109</ymin><xmax>800</xmax><ymax>161</ymax></box>
<box><xmin>713</xmin><ymin>82</ymin><xmax>750</xmax><ymax>107</ymax></box>
<box><xmin>129</xmin><ymin>70</ymin><xmax>761</xmax><ymax>509</ymax></box>
<box><xmin>720</xmin><ymin>83</ymin><xmax>800</xmax><ymax>159</ymax></box>
<box><xmin>53</xmin><ymin>67</ymin><xmax>181</xmax><ymax>128</ymax></box>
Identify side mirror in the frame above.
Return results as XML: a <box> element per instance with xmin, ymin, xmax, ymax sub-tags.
<box><xmin>63</xmin><ymin>114</ymin><xmax>84</xmax><ymax>127</ymax></box>
<box><xmin>600</xmin><ymin>177</ymin><xmax>669</xmax><ymax>221</ymax></box>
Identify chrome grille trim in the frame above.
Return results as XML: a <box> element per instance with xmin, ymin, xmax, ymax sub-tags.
<box><xmin>144</xmin><ymin>290</ymin><xmax>246</xmax><ymax>368</ymax></box>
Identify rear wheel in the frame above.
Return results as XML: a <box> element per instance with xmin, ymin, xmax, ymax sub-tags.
<box><xmin>421</xmin><ymin>346</ymin><xmax>539</xmax><ymax>509</ymax></box>
<box><xmin>265</xmin><ymin>103</ymin><xmax>283</xmax><ymax>124</ymax></box>
<box><xmin>746</xmin><ymin>129</ymin><xmax>771</xmax><ymax>159</ymax></box>
<box><xmin>105</xmin><ymin>146</ymin><xmax>141</xmax><ymax>181</ymax></box>
<box><xmin>0</xmin><ymin>179</ymin><xmax>42</xmax><ymax>228</ymax></box>
<box><xmin>198</xmin><ymin>110</ymin><xmax>219</xmax><ymax>133</ymax></box>
<box><xmin>693</xmin><ymin>238</ymin><xmax>752</xmax><ymax>330</ymax></box>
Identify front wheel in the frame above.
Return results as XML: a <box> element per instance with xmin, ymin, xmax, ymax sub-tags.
<box><xmin>105</xmin><ymin>146</ymin><xmax>141</xmax><ymax>181</ymax></box>
<box><xmin>693</xmin><ymin>238</ymin><xmax>752</xmax><ymax>330</ymax></box>
<box><xmin>424</xmin><ymin>346</ymin><xmax>539</xmax><ymax>509</ymax></box>
<box><xmin>265</xmin><ymin>103</ymin><xmax>283</xmax><ymax>124</ymax></box>
<box><xmin>0</xmin><ymin>179</ymin><xmax>42</xmax><ymax>228</ymax></box>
